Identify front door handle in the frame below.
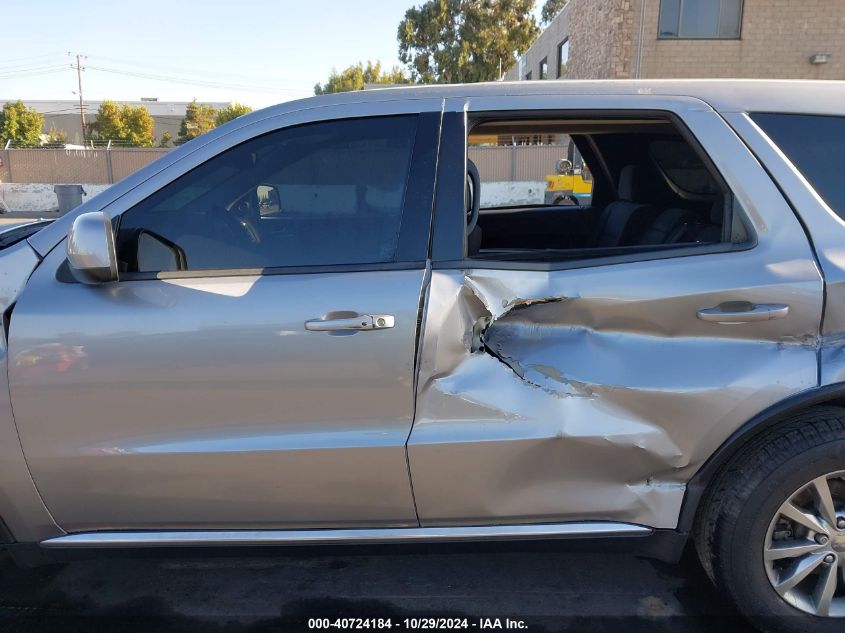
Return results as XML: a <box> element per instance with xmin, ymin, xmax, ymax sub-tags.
<box><xmin>305</xmin><ymin>314</ymin><xmax>395</xmax><ymax>332</ymax></box>
<box><xmin>697</xmin><ymin>302</ymin><xmax>789</xmax><ymax>324</ymax></box>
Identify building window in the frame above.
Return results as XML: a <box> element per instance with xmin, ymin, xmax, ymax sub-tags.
<box><xmin>557</xmin><ymin>39</ymin><xmax>570</xmax><ymax>78</ymax></box>
<box><xmin>658</xmin><ymin>0</ymin><xmax>743</xmax><ymax>39</ymax></box>
<box><xmin>525</xmin><ymin>70</ymin><xmax>533</xmax><ymax>81</ymax></box>
<box><xmin>539</xmin><ymin>58</ymin><xmax>549</xmax><ymax>80</ymax></box>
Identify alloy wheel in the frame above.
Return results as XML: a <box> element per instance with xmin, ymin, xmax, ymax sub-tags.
<box><xmin>764</xmin><ymin>470</ymin><xmax>845</xmax><ymax>617</ymax></box>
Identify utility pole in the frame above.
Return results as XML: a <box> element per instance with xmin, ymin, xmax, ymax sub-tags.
<box><xmin>69</xmin><ymin>52</ymin><xmax>87</xmax><ymax>142</ymax></box>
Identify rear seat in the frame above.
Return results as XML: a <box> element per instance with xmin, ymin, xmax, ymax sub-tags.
<box><xmin>592</xmin><ymin>165</ymin><xmax>658</xmax><ymax>247</ymax></box>
<box><xmin>690</xmin><ymin>198</ymin><xmax>724</xmax><ymax>243</ymax></box>
<box><xmin>639</xmin><ymin>198</ymin><xmax>723</xmax><ymax>246</ymax></box>
<box><xmin>638</xmin><ymin>208</ymin><xmax>696</xmax><ymax>245</ymax></box>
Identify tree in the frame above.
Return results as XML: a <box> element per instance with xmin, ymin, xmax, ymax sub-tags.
<box><xmin>159</xmin><ymin>131</ymin><xmax>172</xmax><ymax>147</ymax></box>
<box><xmin>398</xmin><ymin>0</ymin><xmax>539</xmax><ymax>83</ymax></box>
<box><xmin>176</xmin><ymin>99</ymin><xmax>218</xmax><ymax>145</ymax></box>
<box><xmin>45</xmin><ymin>126</ymin><xmax>68</xmax><ymax>146</ymax></box>
<box><xmin>0</xmin><ymin>100</ymin><xmax>44</xmax><ymax>147</ymax></box>
<box><xmin>89</xmin><ymin>101</ymin><xmax>155</xmax><ymax>147</ymax></box>
<box><xmin>541</xmin><ymin>0</ymin><xmax>568</xmax><ymax>24</ymax></box>
<box><xmin>89</xmin><ymin>101</ymin><xmax>123</xmax><ymax>142</ymax></box>
<box><xmin>314</xmin><ymin>61</ymin><xmax>410</xmax><ymax>95</ymax></box>
<box><xmin>215</xmin><ymin>103</ymin><xmax>253</xmax><ymax>126</ymax></box>
<box><xmin>118</xmin><ymin>104</ymin><xmax>155</xmax><ymax>147</ymax></box>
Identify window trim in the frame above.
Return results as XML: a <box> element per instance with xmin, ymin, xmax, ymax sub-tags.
<box><xmin>112</xmin><ymin>260</ymin><xmax>428</xmax><ymax>283</ymax></box>
<box><xmin>657</xmin><ymin>0</ymin><xmax>744</xmax><ymax>40</ymax></box>
<box><xmin>556</xmin><ymin>38</ymin><xmax>569</xmax><ymax>79</ymax></box>
<box><xmin>109</xmin><ymin>113</ymin><xmax>440</xmax><ymax>281</ymax></box>
<box><xmin>431</xmin><ymin>108</ymin><xmax>755</xmax><ymax>270</ymax></box>
<box><xmin>432</xmin><ymin>240</ymin><xmax>754</xmax><ymax>273</ymax></box>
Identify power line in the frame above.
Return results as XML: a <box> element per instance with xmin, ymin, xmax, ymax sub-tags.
<box><xmin>88</xmin><ymin>54</ymin><xmax>307</xmax><ymax>86</ymax></box>
<box><xmin>0</xmin><ymin>52</ymin><xmax>65</xmax><ymax>70</ymax></box>
<box><xmin>0</xmin><ymin>65</ymin><xmax>68</xmax><ymax>78</ymax></box>
<box><xmin>85</xmin><ymin>64</ymin><xmax>307</xmax><ymax>94</ymax></box>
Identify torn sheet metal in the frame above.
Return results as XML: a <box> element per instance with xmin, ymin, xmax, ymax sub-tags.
<box><xmin>408</xmin><ymin>252</ymin><xmax>822</xmax><ymax>529</ymax></box>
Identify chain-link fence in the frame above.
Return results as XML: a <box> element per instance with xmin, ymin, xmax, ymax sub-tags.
<box><xmin>467</xmin><ymin>144</ymin><xmax>569</xmax><ymax>183</ymax></box>
<box><xmin>0</xmin><ymin>148</ymin><xmax>171</xmax><ymax>184</ymax></box>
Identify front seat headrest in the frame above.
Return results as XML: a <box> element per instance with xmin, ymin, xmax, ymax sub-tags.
<box><xmin>617</xmin><ymin>165</ymin><xmax>640</xmax><ymax>201</ymax></box>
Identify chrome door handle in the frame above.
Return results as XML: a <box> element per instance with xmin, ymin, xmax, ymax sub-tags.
<box><xmin>305</xmin><ymin>314</ymin><xmax>395</xmax><ymax>332</ymax></box>
<box><xmin>697</xmin><ymin>302</ymin><xmax>789</xmax><ymax>324</ymax></box>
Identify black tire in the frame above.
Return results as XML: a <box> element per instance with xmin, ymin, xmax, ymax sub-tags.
<box><xmin>694</xmin><ymin>405</ymin><xmax>845</xmax><ymax>633</ymax></box>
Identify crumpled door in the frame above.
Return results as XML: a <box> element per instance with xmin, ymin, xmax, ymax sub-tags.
<box><xmin>407</xmin><ymin>97</ymin><xmax>824</xmax><ymax>530</ymax></box>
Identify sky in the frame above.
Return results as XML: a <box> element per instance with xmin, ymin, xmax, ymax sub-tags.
<box><xmin>0</xmin><ymin>0</ymin><xmax>419</xmax><ymax>110</ymax></box>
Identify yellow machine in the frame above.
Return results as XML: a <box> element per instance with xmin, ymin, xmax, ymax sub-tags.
<box><xmin>544</xmin><ymin>158</ymin><xmax>593</xmax><ymax>205</ymax></box>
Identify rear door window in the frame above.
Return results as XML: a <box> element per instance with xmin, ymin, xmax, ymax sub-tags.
<box><xmin>751</xmin><ymin>113</ymin><xmax>845</xmax><ymax>221</ymax></box>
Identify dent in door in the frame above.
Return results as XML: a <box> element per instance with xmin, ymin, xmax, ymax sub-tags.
<box><xmin>408</xmin><ymin>259</ymin><xmax>821</xmax><ymax>529</ymax></box>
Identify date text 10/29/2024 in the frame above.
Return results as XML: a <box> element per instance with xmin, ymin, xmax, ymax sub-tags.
<box><xmin>308</xmin><ymin>618</ymin><xmax>528</xmax><ymax>630</ymax></box>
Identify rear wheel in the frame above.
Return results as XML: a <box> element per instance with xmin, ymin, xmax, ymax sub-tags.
<box><xmin>695</xmin><ymin>406</ymin><xmax>845</xmax><ymax>633</ymax></box>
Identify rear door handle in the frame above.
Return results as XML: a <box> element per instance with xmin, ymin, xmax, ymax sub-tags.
<box><xmin>305</xmin><ymin>314</ymin><xmax>395</xmax><ymax>332</ymax></box>
<box><xmin>697</xmin><ymin>302</ymin><xmax>789</xmax><ymax>324</ymax></box>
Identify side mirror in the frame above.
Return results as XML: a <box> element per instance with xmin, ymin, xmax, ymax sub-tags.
<box><xmin>256</xmin><ymin>183</ymin><xmax>281</xmax><ymax>216</ymax></box>
<box><xmin>66</xmin><ymin>211</ymin><xmax>118</xmax><ymax>284</ymax></box>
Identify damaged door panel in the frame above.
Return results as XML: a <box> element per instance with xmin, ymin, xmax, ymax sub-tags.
<box><xmin>409</xmin><ymin>258</ymin><xmax>821</xmax><ymax>528</ymax></box>
<box><xmin>407</xmin><ymin>97</ymin><xmax>825</xmax><ymax>530</ymax></box>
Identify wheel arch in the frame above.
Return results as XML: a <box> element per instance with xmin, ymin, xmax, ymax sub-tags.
<box><xmin>677</xmin><ymin>383</ymin><xmax>845</xmax><ymax>534</ymax></box>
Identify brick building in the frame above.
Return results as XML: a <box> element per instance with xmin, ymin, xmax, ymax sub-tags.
<box><xmin>506</xmin><ymin>0</ymin><xmax>845</xmax><ymax>81</ymax></box>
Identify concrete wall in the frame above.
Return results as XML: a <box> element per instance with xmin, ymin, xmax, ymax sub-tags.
<box><xmin>480</xmin><ymin>181</ymin><xmax>546</xmax><ymax>207</ymax></box>
<box><xmin>0</xmin><ymin>183</ymin><xmax>110</xmax><ymax>213</ymax></box>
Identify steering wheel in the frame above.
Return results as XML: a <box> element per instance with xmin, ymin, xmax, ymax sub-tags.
<box><xmin>466</xmin><ymin>159</ymin><xmax>480</xmax><ymax>235</ymax></box>
<box><xmin>230</xmin><ymin>198</ymin><xmax>262</xmax><ymax>244</ymax></box>
<box><xmin>211</xmin><ymin>203</ymin><xmax>261</xmax><ymax>246</ymax></box>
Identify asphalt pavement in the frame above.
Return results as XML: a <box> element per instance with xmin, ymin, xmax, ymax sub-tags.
<box><xmin>0</xmin><ymin>543</ymin><xmax>760</xmax><ymax>633</ymax></box>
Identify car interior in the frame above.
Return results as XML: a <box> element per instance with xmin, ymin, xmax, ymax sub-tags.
<box><xmin>113</xmin><ymin>114</ymin><xmax>748</xmax><ymax>274</ymax></box>
<box><xmin>115</xmin><ymin>116</ymin><xmax>417</xmax><ymax>273</ymax></box>
<box><xmin>466</xmin><ymin>117</ymin><xmax>748</xmax><ymax>262</ymax></box>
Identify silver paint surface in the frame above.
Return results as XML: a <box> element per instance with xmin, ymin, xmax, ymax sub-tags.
<box><xmin>722</xmin><ymin>111</ymin><xmax>845</xmax><ymax>387</ymax></box>
<box><xmin>1</xmin><ymin>80</ymin><xmax>839</xmax><ymax>539</ymax></box>
<box><xmin>66</xmin><ymin>212</ymin><xmax>118</xmax><ymax>284</ymax></box>
<box><xmin>407</xmin><ymin>95</ymin><xmax>825</xmax><ymax>530</ymax></box>
<box><xmin>9</xmin><ymin>243</ymin><xmax>425</xmax><ymax>531</ymax></box>
<box><xmin>0</xmin><ymin>241</ymin><xmax>63</xmax><ymax>541</ymax></box>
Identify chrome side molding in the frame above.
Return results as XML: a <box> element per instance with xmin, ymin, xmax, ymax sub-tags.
<box><xmin>40</xmin><ymin>522</ymin><xmax>651</xmax><ymax>549</ymax></box>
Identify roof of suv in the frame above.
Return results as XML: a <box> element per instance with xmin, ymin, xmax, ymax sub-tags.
<box><xmin>284</xmin><ymin>79</ymin><xmax>845</xmax><ymax>118</ymax></box>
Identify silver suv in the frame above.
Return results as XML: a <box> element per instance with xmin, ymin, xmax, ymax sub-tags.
<box><xmin>1</xmin><ymin>80</ymin><xmax>844</xmax><ymax>633</ymax></box>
